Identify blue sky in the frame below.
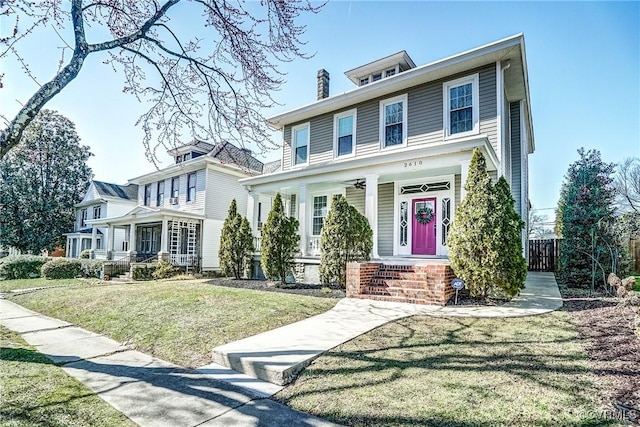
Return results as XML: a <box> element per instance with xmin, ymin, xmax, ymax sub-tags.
<box><xmin>1</xmin><ymin>1</ymin><xmax>638</xmax><ymax>219</ymax></box>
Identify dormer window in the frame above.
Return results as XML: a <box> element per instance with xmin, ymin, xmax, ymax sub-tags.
<box><xmin>183</xmin><ymin>153</ymin><xmax>191</xmax><ymax>161</ymax></box>
<box><xmin>372</xmin><ymin>73</ymin><xmax>382</xmax><ymax>82</ymax></box>
<box><xmin>385</xmin><ymin>68</ymin><xmax>396</xmax><ymax>77</ymax></box>
<box><xmin>176</xmin><ymin>156</ymin><xmax>182</xmax><ymax>164</ymax></box>
<box><xmin>359</xmin><ymin>77</ymin><xmax>369</xmax><ymax>86</ymax></box>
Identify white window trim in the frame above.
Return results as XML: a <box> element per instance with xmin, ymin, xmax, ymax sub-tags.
<box><xmin>443</xmin><ymin>73</ymin><xmax>480</xmax><ymax>140</ymax></box>
<box><xmin>333</xmin><ymin>109</ymin><xmax>357</xmax><ymax>159</ymax></box>
<box><xmin>310</xmin><ymin>194</ymin><xmax>328</xmax><ymax>237</ymax></box>
<box><xmin>379</xmin><ymin>93</ymin><xmax>408</xmax><ymax>150</ymax></box>
<box><xmin>291</xmin><ymin>122</ymin><xmax>310</xmax><ymax>168</ymax></box>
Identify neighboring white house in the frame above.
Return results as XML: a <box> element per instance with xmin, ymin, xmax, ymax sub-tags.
<box><xmin>64</xmin><ymin>181</ymin><xmax>138</xmax><ymax>258</ymax></box>
<box><xmin>241</xmin><ymin>34</ymin><xmax>535</xmax><ymax>284</ymax></box>
<box><xmin>83</xmin><ymin>141</ymin><xmax>269</xmax><ymax>272</ymax></box>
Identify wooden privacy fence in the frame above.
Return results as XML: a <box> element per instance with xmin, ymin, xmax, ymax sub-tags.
<box><xmin>528</xmin><ymin>239</ymin><xmax>561</xmax><ymax>272</ymax></box>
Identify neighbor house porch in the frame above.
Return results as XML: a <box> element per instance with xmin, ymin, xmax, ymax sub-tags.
<box><xmin>87</xmin><ymin>206</ymin><xmax>203</xmax><ymax>271</ymax></box>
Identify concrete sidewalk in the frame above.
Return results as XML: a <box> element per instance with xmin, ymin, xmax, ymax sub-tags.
<box><xmin>0</xmin><ymin>299</ymin><xmax>338</xmax><ymax>427</ymax></box>
<box><xmin>212</xmin><ymin>272</ymin><xmax>562</xmax><ymax>385</ymax></box>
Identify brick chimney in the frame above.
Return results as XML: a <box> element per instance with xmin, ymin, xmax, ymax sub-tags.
<box><xmin>317</xmin><ymin>69</ymin><xmax>330</xmax><ymax>100</ymax></box>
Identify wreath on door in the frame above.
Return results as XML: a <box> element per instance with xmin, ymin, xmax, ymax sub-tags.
<box><xmin>415</xmin><ymin>205</ymin><xmax>434</xmax><ymax>225</ymax></box>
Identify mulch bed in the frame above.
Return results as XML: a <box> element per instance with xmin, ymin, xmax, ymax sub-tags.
<box><xmin>563</xmin><ymin>289</ymin><xmax>640</xmax><ymax>424</ymax></box>
<box><xmin>205</xmin><ymin>278</ymin><xmax>345</xmax><ymax>299</ymax></box>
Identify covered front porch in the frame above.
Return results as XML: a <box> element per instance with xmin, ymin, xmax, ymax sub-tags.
<box><xmin>87</xmin><ymin>206</ymin><xmax>203</xmax><ymax>271</ymax></box>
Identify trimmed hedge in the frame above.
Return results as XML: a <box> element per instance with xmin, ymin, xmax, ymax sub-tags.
<box><xmin>80</xmin><ymin>259</ymin><xmax>103</xmax><ymax>278</ymax></box>
<box><xmin>132</xmin><ymin>264</ymin><xmax>156</xmax><ymax>281</ymax></box>
<box><xmin>152</xmin><ymin>260</ymin><xmax>180</xmax><ymax>280</ymax></box>
<box><xmin>41</xmin><ymin>258</ymin><xmax>82</xmax><ymax>279</ymax></box>
<box><xmin>0</xmin><ymin>255</ymin><xmax>49</xmax><ymax>279</ymax></box>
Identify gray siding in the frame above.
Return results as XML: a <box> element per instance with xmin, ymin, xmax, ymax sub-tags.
<box><xmin>345</xmin><ymin>187</ymin><xmax>365</xmax><ymax>215</ymax></box>
<box><xmin>378</xmin><ymin>183</ymin><xmax>394</xmax><ymax>256</ymax></box>
<box><xmin>510</xmin><ymin>102</ymin><xmax>522</xmax><ymax>216</ymax></box>
<box><xmin>280</xmin><ymin>63</ymin><xmax>498</xmax><ymax>169</ymax></box>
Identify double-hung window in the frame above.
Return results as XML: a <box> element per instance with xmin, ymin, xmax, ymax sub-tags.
<box><xmin>380</xmin><ymin>94</ymin><xmax>407</xmax><ymax>148</ymax></box>
<box><xmin>292</xmin><ymin>123</ymin><xmax>309</xmax><ymax>166</ymax></box>
<box><xmin>144</xmin><ymin>184</ymin><xmax>151</xmax><ymax>206</ymax></box>
<box><xmin>443</xmin><ymin>74</ymin><xmax>479</xmax><ymax>138</ymax></box>
<box><xmin>80</xmin><ymin>209</ymin><xmax>87</xmax><ymax>228</ymax></box>
<box><xmin>334</xmin><ymin>110</ymin><xmax>356</xmax><ymax>157</ymax></box>
<box><xmin>156</xmin><ymin>180</ymin><xmax>164</xmax><ymax>206</ymax></box>
<box><xmin>187</xmin><ymin>172</ymin><xmax>196</xmax><ymax>202</ymax></box>
<box><xmin>171</xmin><ymin>177</ymin><xmax>179</xmax><ymax>199</ymax></box>
<box><xmin>93</xmin><ymin>206</ymin><xmax>101</xmax><ymax>219</ymax></box>
<box><xmin>312</xmin><ymin>195</ymin><xmax>328</xmax><ymax>235</ymax></box>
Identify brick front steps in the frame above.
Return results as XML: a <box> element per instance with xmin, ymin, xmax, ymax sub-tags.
<box><xmin>346</xmin><ymin>261</ymin><xmax>456</xmax><ymax>306</ymax></box>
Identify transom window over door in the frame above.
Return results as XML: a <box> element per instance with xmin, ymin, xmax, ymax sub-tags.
<box><xmin>292</xmin><ymin>123</ymin><xmax>309</xmax><ymax>166</ymax></box>
<box><xmin>380</xmin><ymin>94</ymin><xmax>407</xmax><ymax>148</ymax></box>
<box><xmin>312</xmin><ymin>195</ymin><xmax>328</xmax><ymax>235</ymax></box>
<box><xmin>443</xmin><ymin>74</ymin><xmax>479</xmax><ymax>138</ymax></box>
<box><xmin>334</xmin><ymin>110</ymin><xmax>356</xmax><ymax>157</ymax></box>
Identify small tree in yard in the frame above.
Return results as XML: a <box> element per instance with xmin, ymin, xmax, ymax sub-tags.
<box><xmin>492</xmin><ymin>177</ymin><xmax>527</xmax><ymax>297</ymax></box>
<box><xmin>261</xmin><ymin>193</ymin><xmax>300</xmax><ymax>283</ymax></box>
<box><xmin>219</xmin><ymin>199</ymin><xmax>254</xmax><ymax>279</ymax></box>
<box><xmin>447</xmin><ymin>149</ymin><xmax>497</xmax><ymax>298</ymax></box>
<box><xmin>556</xmin><ymin>148</ymin><xmax>622</xmax><ymax>289</ymax></box>
<box><xmin>448</xmin><ymin>149</ymin><xmax>526</xmax><ymax>298</ymax></box>
<box><xmin>319</xmin><ymin>195</ymin><xmax>373</xmax><ymax>287</ymax></box>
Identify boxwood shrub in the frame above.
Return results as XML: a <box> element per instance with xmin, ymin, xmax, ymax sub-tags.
<box><xmin>80</xmin><ymin>259</ymin><xmax>103</xmax><ymax>278</ymax></box>
<box><xmin>0</xmin><ymin>255</ymin><xmax>49</xmax><ymax>280</ymax></box>
<box><xmin>41</xmin><ymin>258</ymin><xmax>83</xmax><ymax>279</ymax></box>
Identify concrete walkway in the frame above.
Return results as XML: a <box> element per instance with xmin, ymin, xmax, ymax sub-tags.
<box><xmin>212</xmin><ymin>272</ymin><xmax>562</xmax><ymax>385</ymax></box>
<box><xmin>0</xmin><ymin>298</ymin><xmax>337</xmax><ymax>427</ymax></box>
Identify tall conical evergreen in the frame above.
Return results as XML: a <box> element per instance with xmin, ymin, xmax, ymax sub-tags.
<box><xmin>492</xmin><ymin>176</ymin><xmax>527</xmax><ymax>296</ymax></box>
<box><xmin>448</xmin><ymin>148</ymin><xmax>497</xmax><ymax>297</ymax></box>
<box><xmin>219</xmin><ymin>199</ymin><xmax>254</xmax><ymax>279</ymax></box>
<box><xmin>261</xmin><ymin>192</ymin><xmax>300</xmax><ymax>283</ymax></box>
<box><xmin>319</xmin><ymin>195</ymin><xmax>373</xmax><ymax>287</ymax></box>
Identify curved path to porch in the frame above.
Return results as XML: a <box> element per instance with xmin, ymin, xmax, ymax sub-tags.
<box><xmin>211</xmin><ymin>272</ymin><xmax>562</xmax><ymax>386</ymax></box>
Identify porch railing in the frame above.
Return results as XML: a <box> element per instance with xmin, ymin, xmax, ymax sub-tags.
<box><xmin>254</xmin><ymin>236</ymin><xmax>262</xmax><ymax>252</ymax></box>
<box><xmin>103</xmin><ymin>256</ymin><xmax>130</xmax><ymax>278</ymax></box>
<box><xmin>136</xmin><ymin>254</ymin><xmax>158</xmax><ymax>263</ymax></box>
<box><xmin>169</xmin><ymin>254</ymin><xmax>199</xmax><ymax>267</ymax></box>
<box><xmin>308</xmin><ymin>236</ymin><xmax>321</xmax><ymax>256</ymax></box>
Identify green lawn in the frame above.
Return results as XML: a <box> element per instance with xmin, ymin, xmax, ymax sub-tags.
<box><xmin>0</xmin><ymin>327</ymin><xmax>134</xmax><ymax>426</ymax></box>
<box><xmin>9</xmin><ymin>279</ymin><xmax>338</xmax><ymax>368</ymax></box>
<box><xmin>634</xmin><ymin>276</ymin><xmax>640</xmax><ymax>292</ymax></box>
<box><xmin>276</xmin><ymin>312</ymin><xmax>620</xmax><ymax>427</ymax></box>
<box><xmin>0</xmin><ymin>278</ymin><xmax>89</xmax><ymax>292</ymax></box>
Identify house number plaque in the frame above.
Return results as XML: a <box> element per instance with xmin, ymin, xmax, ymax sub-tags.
<box><xmin>403</xmin><ymin>160</ymin><xmax>423</xmax><ymax>168</ymax></box>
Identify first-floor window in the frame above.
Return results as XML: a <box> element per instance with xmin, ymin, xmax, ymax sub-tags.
<box><xmin>312</xmin><ymin>195</ymin><xmax>328</xmax><ymax>235</ymax></box>
<box><xmin>187</xmin><ymin>172</ymin><xmax>196</xmax><ymax>202</ymax></box>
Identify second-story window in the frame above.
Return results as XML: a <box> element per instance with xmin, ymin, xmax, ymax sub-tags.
<box><xmin>380</xmin><ymin>94</ymin><xmax>407</xmax><ymax>148</ymax></box>
<box><xmin>171</xmin><ymin>177</ymin><xmax>179</xmax><ymax>199</ymax></box>
<box><xmin>80</xmin><ymin>209</ymin><xmax>87</xmax><ymax>228</ymax></box>
<box><xmin>292</xmin><ymin>123</ymin><xmax>309</xmax><ymax>166</ymax></box>
<box><xmin>443</xmin><ymin>74</ymin><xmax>479</xmax><ymax>138</ymax></box>
<box><xmin>334</xmin><ymin>110</ymin><xmax>356</xmax><ymax>157</ymax></box>
<box><xmin>144</xmin><ymin>184</ymin><xmax>151</xmax><ymax>206</ymax></box>
<box><xmin>93</xmin><ymin>206</ymin><xmax>101</xmax><ymax>219</ymax></box>
<box><xmin>187</xmin><ymin>172</ymin><xmax>196</xmax><ymax>202</ymax></box>
<box><xmin>156</xmin><ymin>180</ymin><xmax>164</xmax><ymax>206</ymax></box>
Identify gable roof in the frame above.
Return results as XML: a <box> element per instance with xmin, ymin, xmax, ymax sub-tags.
<box><xmin>92</xmin><ymin>180</ymin><xmax>138</xmax><ymax>200</ymax></box>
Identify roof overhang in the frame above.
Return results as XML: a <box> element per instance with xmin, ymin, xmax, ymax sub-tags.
<box><xmin>344</xmin><ymin>50</ymin><xmax>416</xmax><ymax>84</ymax></box>
<box><xmin>87</xmin><ymin>206</ymin><xmax>205</xmax><ymax>227</ymax></box>
<box><xmin>127</xmin><ymin>156</ymin><xmax>254</xmax><ymax>184</ymax></box>
<box><xmin>241</xmin><ymin>135</ymin><xmax>498</xmax><ymax>191</ymax></box>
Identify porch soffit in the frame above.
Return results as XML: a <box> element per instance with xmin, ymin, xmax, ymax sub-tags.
<box><xmin>242</xmin><ymin>137</ymin><xmax>498</xmax><ymax>192</ymax></box>
<box><xmin>87</xmin><ymin>206</ymin><xmax>205</xmax><ymax>227</ymax></box>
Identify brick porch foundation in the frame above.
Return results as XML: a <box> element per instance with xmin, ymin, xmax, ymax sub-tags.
<box><xmin>346</xmin><ymin>261</ymin><xmax>456</xmax><ymax>306</ymax></box>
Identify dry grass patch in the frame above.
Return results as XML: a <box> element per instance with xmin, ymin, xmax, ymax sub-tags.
<box><xmin>9</xmin><ymin>279</ymin><xmax>337</xmax><ymax>368</ymax></box>
<box><xmin>276</xmin><ymin>312</ymin><xmax>621</xmax><ymax>426</ymax></box>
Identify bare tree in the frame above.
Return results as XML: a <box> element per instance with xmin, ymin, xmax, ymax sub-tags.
<box><xmin>0</xmin><ymin>0</ymin><xmax>320</xmax><ymax>161</ymax></box>
<box><xmin>528</xmin><ymin>209</ymin><xmax>551</xmax><ymax>239</ymax></box>
<box><xmin>614</xmin><ymin>157</ymin><xmax>640</xmax><ymax>213</ymax></box>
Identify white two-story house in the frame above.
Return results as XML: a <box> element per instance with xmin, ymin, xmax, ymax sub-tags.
<box><xmin>241</xmin><ymin>34</ymin><xmax>535</xmax><ymax>292</ymax></box>
<box><xmin>64</xmin><ymin>181</ymin><xmax>138</xmax><ymax>258</ymax></box>
<box><xmin>84</xmin><ymin>141</ymin><xmax>269</xmax><ymax>272</ymax></box>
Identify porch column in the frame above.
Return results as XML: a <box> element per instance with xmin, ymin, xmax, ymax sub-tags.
<box><xmin>159</xmin><ymin>218</ymin><xmax>169</xmax><ymax>262</ymax></box>
<box><xmin>65</xmin><ymin>238</ymin><xmax>71</xmax><ymax>258</ymax></box>
<box><xmin>246</xmin><ymin>191</ymin><xmax>259</xmax><ymax>233</ymax></box>
<box><xmin>128</xmin><ymin>224</ymin><xmax>137</xmax><ymax>263</ymax></box>
<box><xmin>298</xmin><ymin>185</ymin><xmax>307</xmax><ymax>256</ymax></box>
<box><xmin>90</xmin><ymin>226</ymin><xmax>98</xmax><ymax>258</ymax></box>
<box><xmin>107</xmin><ymin>224</ymin><xmax>115</xmax><ymax>260</ymax></box>
<box><xmin>365</xmin><ymin>174</ymin><xmax>379</xmax><ymax>259</ymax></box>
<box><xmin>460</xmin><ymin>160</ymin><xmax>471</xmax><ymax>201</ymax></box>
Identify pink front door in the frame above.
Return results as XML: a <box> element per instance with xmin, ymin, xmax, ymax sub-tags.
<box><xmin>411</xmin><ymin>197</ymin><xmax>437</xmax><ymax>255</ymax></box>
